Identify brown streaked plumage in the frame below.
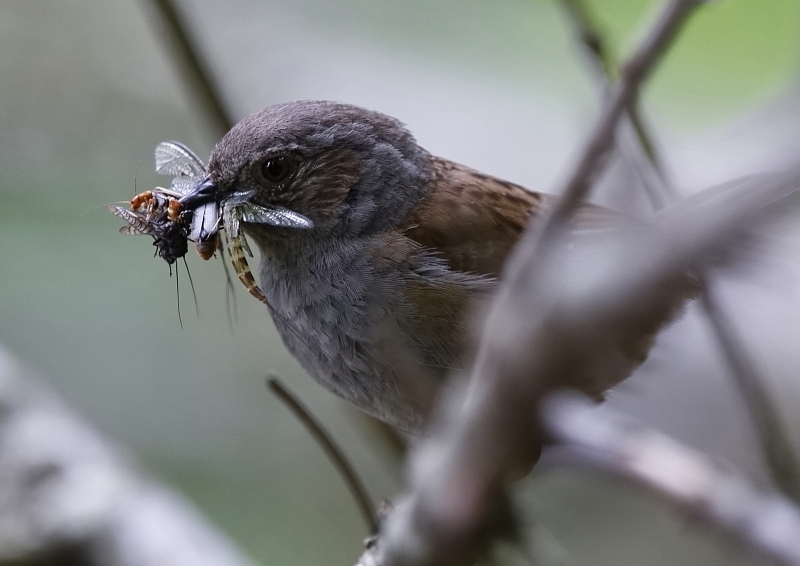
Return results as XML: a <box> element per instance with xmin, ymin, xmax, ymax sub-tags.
<box><xmin>400</xmin><ymin>156</ymin><xmax>623</xmax><ymax>277</ymax></box>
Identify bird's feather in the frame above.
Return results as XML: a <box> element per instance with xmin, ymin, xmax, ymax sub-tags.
<box><xmin>400</xmin><ymin>156</ymin><xmax>622</xmax><ymax>278</ymax></box>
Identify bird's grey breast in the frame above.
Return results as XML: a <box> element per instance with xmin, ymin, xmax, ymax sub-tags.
<box><xmin>252</xmin><ymin>231</ymin><xmax>430</xmax><ymax>429</ymax></box>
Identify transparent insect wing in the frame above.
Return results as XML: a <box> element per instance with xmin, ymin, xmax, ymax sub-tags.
<box><xmin>154</xmin><ymin>141</ymin><xmax>206</xmax><ymax>178</ymax></box>
<box><xmin>119</xmin><ymin>225</ymin><xmax>146</xmax><ymax>235</ymax></box>
<box><xmin>237</xmin><ymin>228</ymin><xmax>254</xmax><ymax>257</ymax></box>
<box><xmin>106</xmin><ymin>204</ymin><xmax>155</xmax><ymax>236</ymax></box>
<box><xmin>237</xmin><ymin>203</ymin><xmax>314</xmax><ymax>229</ymax></box>
<box><xmin>170</xmin><ymin>176</ymin><xmax>203</xmax><ymax>196</ymax></box>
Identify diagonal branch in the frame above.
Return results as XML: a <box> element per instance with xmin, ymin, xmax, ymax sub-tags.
<box><xmin>267</xmin><ymin>377</ymin><xmax>379</xmax><ymax>533</ymax></box>
<box><xmin>559</xmin><ymin>0</ymin><xmax>675</xmax><ymax>205</ymax></box>
<box><xmin>377</xmin><ymin>3</ymin><xmax>713</xmax><ymax>564</ymax></box>
<box><xmin>0</xmin><ymin>349</ymin><xmax>257</xmax><ymax>566</ymax></box>
<box><xmin>139</xmin><ymin>0</ymin><xmax>234</xmax><ymax>139</ymax></box>
<box><xmin>559</xmin><ymin>0</ymin><xmax>800</xmax><ymax>501</ymax></box>
<box><xmin>700</xmin><ymin>290</ymin><xmax>800</xmax><ymax>502</ymax></box>
<box><xmin>541</xmin><ymin>392</ymin><xmax>800</xmax><ymax>566</ymax></box>
<box><xmin>544</xmin><ymin>0</ymin><xmax>703</xmax><ymax>225</ymax></box>
<box><xmin>377</xmin><ymin>167</ymin><xmax>800</xmax><ymax>566</ymax></box>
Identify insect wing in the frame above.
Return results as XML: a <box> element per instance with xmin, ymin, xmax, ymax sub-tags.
<box><xmin>222</xmin><ymin>202</ymin><xmax>241</xmax><ymax>238</ymax></box>
<box><xmin>119</xmin><ymin>225</ymin><xmax>146</xmax><ymax>235</ymax></box>
<box><xmin>154</xmin><ymin>141</ymin><xmax>206</xmax><ymax>178</ymax></box>
<box><xmin>106</xmin><ymin>204</ymin><xmax>155</xmax><ymax>236</ymax></box>
<box><xmin>169</xmin><ymin>176</ymin><xmax>202</xmax><ymax>196</ymax></box>
<box><xmin>237</xmin><ymin>203</ymin><xmax>314</xmax><ymax>229</ymax></box>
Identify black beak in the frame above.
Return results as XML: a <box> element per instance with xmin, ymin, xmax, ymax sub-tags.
<box><xmin>179</xmin><ymin>176</ymin><xmax>217</xmax><ymax>209</ymax></box>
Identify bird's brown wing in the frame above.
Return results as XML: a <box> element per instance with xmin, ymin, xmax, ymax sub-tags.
<box><xmin>397</xmin><ymin>156</ymin><xmax>699</xmax><ymax>399</ymax></box>
<box><xmin>399</xmin><ymin>156</ymin><xmax>620</xmax><ymax>278</ymax></box>
<box><xmin>390</xmin><ymin>156</ymin><xmax>619</xmax><ymax>385</ymax></box>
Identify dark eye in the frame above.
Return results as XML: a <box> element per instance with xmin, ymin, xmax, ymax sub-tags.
<box><xmin>260</xmin><ymin>155</ymin><xmax>293</xmax><ymax>183</ymax></box>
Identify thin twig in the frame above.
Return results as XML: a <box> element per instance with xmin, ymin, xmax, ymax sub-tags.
<box><xmin>559</xmin><ymin>0</ymin><xmax>674</xmax><ymax>207</ymax></box>
<box><xmin>541</xmin><ymin>392</ymin><xmax>800</xmax><ymax>566</ymax></box>
<box><xmin>267</xmin><ymin>377</ymin><xmax>379</xmax><ymax>534</ymax></box>
<box><xmin>560</xmin><ymin>0</ymin><xmax>800</xmax><ymax>501</ymax></box>
<box><xmin>560</xmin><ymin>0</ymin><xmax>664</xmax><ymax>173</ymax></box>
<box><xmin>139</xmin><ymin>0</ymin><xmax>234</xmax><ymax>139</ymax></box>
<box><xmin>545</xmin><ymin>0</ymin><xmax>702</xmax><ymax>226</ymax></box>
<box><xmin>700</xmin><ymin>289</ymin><xmax>800</xmax><ymax>501</ymax></box>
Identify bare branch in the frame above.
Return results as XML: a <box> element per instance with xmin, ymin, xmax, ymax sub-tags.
<box><xmin>541</xmin><ymin>392</ymin><xmax>800</xmax><ymax>566</ymax></box>
<box><xmin>0</xmin><ymin>349</ymin><xmax>256</xmax><ymax>566</ymax></box>
<box><xmin>700</xmin><ymin>290</ymin><xmax>800</xmax><ymax>501</ymax></box>
<box><xmin>559</xmin><ymin>0</ymin><xmax>676</xmax><ymax>206</ymax></box>
<box><xmin>139</xmin><ymin>0</ymin><xmax>234</xmax><ymax>139</ymax></box>
<box><xmin>381</xmin><ymin>167</ymin><xmax>800</xmax><ymax>565</ymax></box>
<box><xmin>267</xmin><ymin>377</ymin><xmax>379</xmax><ymax>533</ymax></box>
<box><xmin>376</xmin><ymin>3</ymin><xmax>721</xmax><ymax>563</ymax></box>
<box><xmin>560</xmin><ymin>0</ymin><xmax>800</xmax><ymax>501</ymax></box>
<box><xmin>546</xmin><ymin>0</ymin><xmax>702</xmax><ymax>224</ymax></box>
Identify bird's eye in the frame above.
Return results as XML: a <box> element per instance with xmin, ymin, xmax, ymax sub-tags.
<box><xmin>260</xmin><ymin>155</ymin><xmax>293</xmax><ymax>184</ymax></box>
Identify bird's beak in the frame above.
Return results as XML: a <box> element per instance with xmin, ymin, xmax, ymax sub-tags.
<box><xmin>180</xmin><ymin>179</ymin><xmax>314</xmax><ymax>230</ymax></box>
<box><xmin>178</xmin><ymin>176</ymin><xmax>216</xmax><ymax>208</ymax></box>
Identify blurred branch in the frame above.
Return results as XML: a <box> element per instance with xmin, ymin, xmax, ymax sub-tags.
<box><xmin>543</xmin><ymin>0</ymin><xmax>702</xmax><ymax>226</ymax></box>
<box><xmin>560</xmin><ymin>0</ymin><xmax>800</xmax><ymax>501</ymax></box>
<box><xmin>700</xmin><ymin>289</ymin><xmax>800</xmax><ymax>502</ymax></box>
<box><xmin>0</xmin><ymin>348</ymin><xmax>257</xmax><ymax>566</ymax></box>
<box><xmin>559</xmin><ymin>0</ymin><xmax>677</xmax><ymax>207</ymax></box>
<box><xmin>139</xmin><ymin>0</ymin><xmax>234</xmax><ymax>139</ymax></box>
<box><xmin>368</xmin><ymin>169</ymin><xmax>800</xmax><ymax>566</ymax></box>
<box><xmin>267</xmin><ymin>377</ymin><xmax>379</xmax><ymax>533</ymax></box>
<box><xmin>541</xmin><ymin>392</ymin><xmax>800</xmax><ymax>566</ymax></box>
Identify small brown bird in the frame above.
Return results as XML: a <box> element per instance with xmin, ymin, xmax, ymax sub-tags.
<box><xmin>191</xmin><ymin>101</ymin><xmax>691</xmax><ymax>433</ymax></box>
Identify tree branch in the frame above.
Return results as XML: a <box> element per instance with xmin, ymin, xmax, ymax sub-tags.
<box><xmin>0</xmin><ymin>348</ymin><xmax>257</xmax><ymax>566</ymax></box>
<box><xmin>545</xmin><ymin>0</ymin><xmax>703</xmax><ymax>225</ymax></box>
<box><xmin>559</xmin><ymin>0</ymin><xmax>800</xmax><ymax>501</ymax></box>
<box><xmin>371</xmin><ymin>166</ymin><xmax>800</xmax><ymax>566</ymax></box>
<box><xmin>139</xmin><ymin>0</ymin><xmax>234</xmax><ymax>139</ymax></box>
<box><xmin>267</xmin><ymin>377</ymin><xmax>379</xmax><ymax>534</ymax></box>
<box><xmin>700</xmin><ymin>290</ymin><xmax>800</xmax><ymax>502</ymax></box>
<box><xmin>541</xmin><ymin>392</ymin><xmax>800</xmax><ymax>566</ymax></box>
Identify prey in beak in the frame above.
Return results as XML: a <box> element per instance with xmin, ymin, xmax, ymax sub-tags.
<box><xmin>177</xmin><ymin>151</ymin><xmax>314</xmax><ymax>303</ymax></box>
<box><xmin>109</xmin><ymin>140</ymin><xmax>314</xmax><ymax>306</ymax></box>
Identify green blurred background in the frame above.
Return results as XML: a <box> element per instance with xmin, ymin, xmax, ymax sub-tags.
<box><xmin>1</xmin><ymin>1</ymin><xmax>799</xmax><ymax>564</ymax></box>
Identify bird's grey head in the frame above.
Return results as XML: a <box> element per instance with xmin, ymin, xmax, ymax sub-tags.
<box><xmin>207</xmin><ymin>101</ymin><xmax>433</xmax><ymax>236</ymax></box>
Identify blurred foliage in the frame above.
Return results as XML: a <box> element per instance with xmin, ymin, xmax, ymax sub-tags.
<box><xmin>594</xmin><ymin>0</ymin><xmax>800</xmax><ymax>124</ymax></box>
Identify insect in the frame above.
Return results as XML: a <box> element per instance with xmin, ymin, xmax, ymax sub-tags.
<box><xmin>153</xmin><ymin>141</ymin><xmax>222</xmax><ymax>261</ymax></box>
<box><xmin>220</xmin><ymin>192</ymin><xmax>313</xmax><ymax>303</ymax></box>
<box><xmin>109</xmin><ymin>140</ymin><xmax>314</xmax><ymax>305</ymax></box>
<box><xmin>106</xmin><ymin>187</ymin><xmax>190</xmax><ymax>264</ymax></box>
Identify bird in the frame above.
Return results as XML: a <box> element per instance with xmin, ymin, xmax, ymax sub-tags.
<box><xmin>195</xmin><ymin>100</ymin><xmax>694</xmax><ymax>433</ymax></box>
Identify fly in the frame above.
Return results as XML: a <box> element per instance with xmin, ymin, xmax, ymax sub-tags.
<box><xmin>109</xmin><ymin>140</ymin><xmax>313</xmax><ymax>305</ymax></box>
<box><xmin>106</xmin><ymin>187</ymin><xmax>189</xmax><ymax>264</ymax></box>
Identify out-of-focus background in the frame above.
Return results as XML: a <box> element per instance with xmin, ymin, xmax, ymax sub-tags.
<box><xmin>1</xmin><ymin>1</ymin><xmax>799</xmax><ymax>564</ymax></box>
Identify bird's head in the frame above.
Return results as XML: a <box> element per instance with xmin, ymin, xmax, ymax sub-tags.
<box><xmin>203</xmin><ymin>101</ymin><xmax>432</xmax><ymax>238</ymax></box>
